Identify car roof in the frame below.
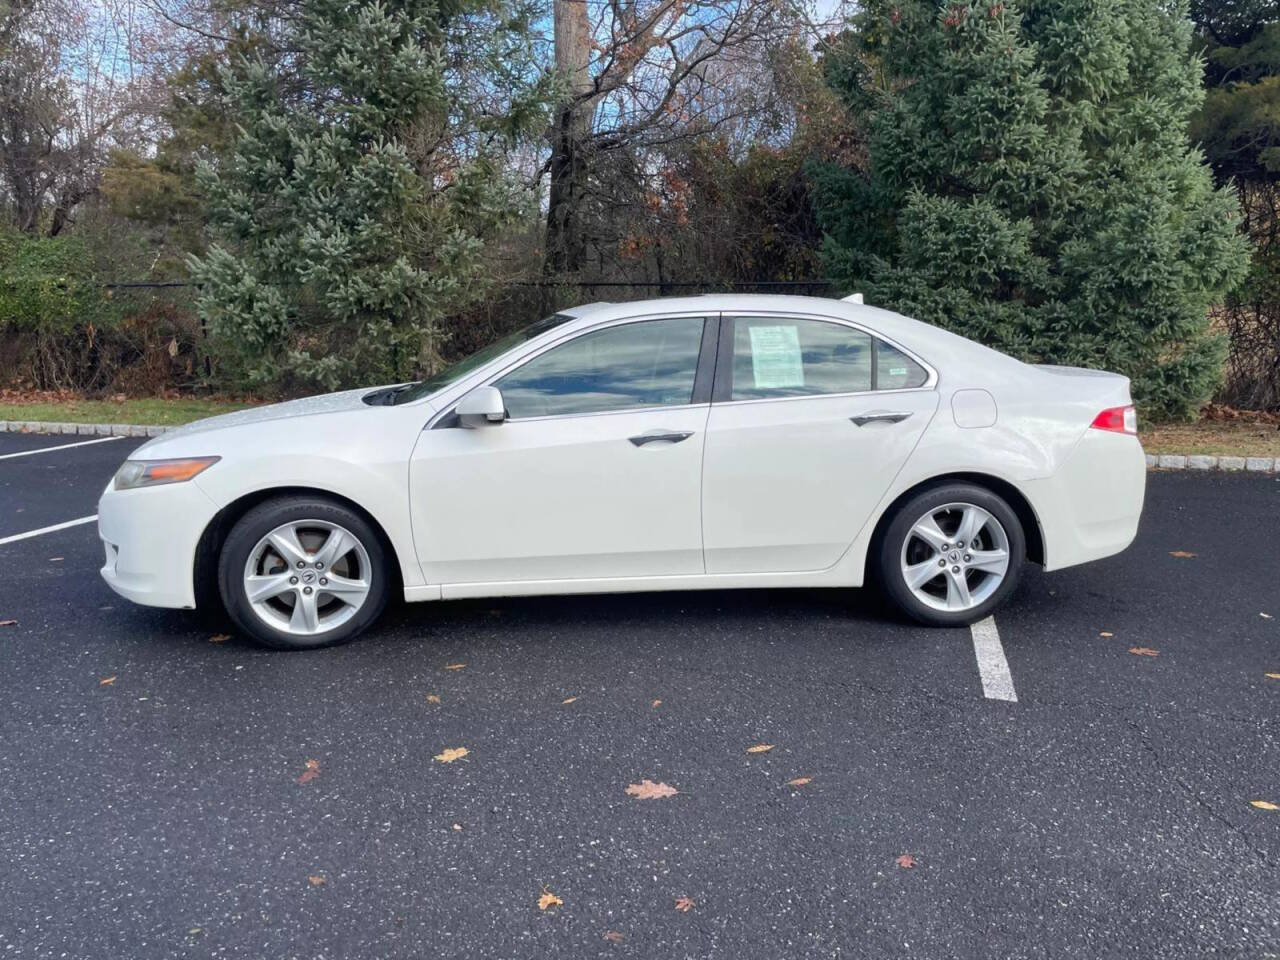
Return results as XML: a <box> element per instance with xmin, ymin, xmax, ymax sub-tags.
<box><xmin>559</xmin><ymin>294</ymin><xmax>1013</xmax><ymax>373</ymax></box>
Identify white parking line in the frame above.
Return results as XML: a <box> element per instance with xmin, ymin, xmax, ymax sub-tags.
<box><xmin>0</xmin><ymin>515</ymin><xmax>98</xmax><ymax>545</ymax></box>
<box><xmin>0</xmin><ymin>436</ymin><xmax>123</xmax><ymax>460</ymax></box>
<box><xmin>970</xmin><ymin>616</ymin><xmax>1017</xmax><ymax>702</ymax></box>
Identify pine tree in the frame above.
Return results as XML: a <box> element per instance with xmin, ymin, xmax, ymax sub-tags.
<box><xmin>189</xmin><ymin>0</ymin><xmax>554</xmax><ymax>390</ymax></box>
<box><xmin>813</xmin><ymin>0</ymin><xmax>1249</xmax><ymax>419</ymax></box>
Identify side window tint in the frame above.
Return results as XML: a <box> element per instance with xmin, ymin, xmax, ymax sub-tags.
<box><xmin>876</xmin><ymin>341</ymin><xmax>929</xmax><ymax>390</ymax></box>
<box><xmin>495</xmin><ymin>316</ymin><xmax>705</xmax><ymax>419</ymax></box>
<box><xmin>730</xmin><ymin>317</ymin><xmax>872</xmax><ymax>400</ymax></box>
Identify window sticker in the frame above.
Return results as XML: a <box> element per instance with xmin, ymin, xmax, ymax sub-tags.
<box><xmin>889</xmin><ymin>367</ymin><xmax>908</xmax><ymax>377</ymax></box>
<box><xmin>748</xmin><ymin>325</ymin><xmax>804</xmax><ymax>389</ymax></box>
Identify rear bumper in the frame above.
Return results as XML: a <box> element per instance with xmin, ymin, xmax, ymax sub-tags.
<box><xmin>98</xmin><ymin>480</ymin><xmax>220</xmax><ymax>609</ymax></box>
<box><xmin>1024</xmin><ymin>430</ymin><xmax>1146</xmax><ymax>571</ymax></box>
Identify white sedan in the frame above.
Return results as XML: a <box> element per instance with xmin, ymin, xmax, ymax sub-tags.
<box><xmin>98</xmin><ymin>295</ymin><xmax>1146</xmax><ymax>649</ymax></box>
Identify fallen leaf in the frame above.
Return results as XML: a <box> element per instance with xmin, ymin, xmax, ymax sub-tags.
<box><xmin>746</xmin><ymin>743</ymin><xmax>775</xmax><ymax>754</ymax></box>
<box><xmin>297</xmin><ymin>759</ymin><xmax>320</xmax><ymax>784</ymax></box>
<box><xmin>561</xmin><ymin>696</ymin><xmax>579</xmax><ymax>705</ymax></box>
<box><xmin>452</xmin><ymin>823</ymin><xmax>462</xmax><ymax>831</ymax></box>
<box><xmin>625</xmin><ymin>779</ymin><xmax>679</xmax><ymax>799</ymax></box>
<box><xmin>603</xmin><ymin>930</ymin><xmax>624</xmax><ymax>943</ymax></box>
<box><xmin>444</xmin><ymin>662</ymin><xmax>466</xmax><ymax>671</ymax></box>
<box><xmin>99</xmin><ymin>675</ymin><xmax>116</xmax><ymax>686</ymax></box>
<box><xmin>651</xmin><ymin>699</ymin><xmax>662</xmax><ymax>708</ymax></box>
<box><xmin>1128</xmin><ymin>647</ymin><xmax>1160</xmax><ymax>657</ymax></box>
<box><xmin>1250</xmin><ymin>800</ymin><xmax>1278</xmax><ymax>811</ymax></box>
<box><xmin>1099</xmin><ymin>631</ymin><xmax>1113</xmax><ymax>638</ymax></box>
<box><xmin>307</xmin><ymin>875</ymin><xmax>327</xmax><ymax>887</ymax></box>
<box><xmin>425</xmin><ymin>694</ymin><xmax>441</xmax><ymax>704</ymax></box>
<box><xmin>674</xmin><ymin>896</ymin><xmax>695</xmax><ymax>913</ymax></box>
<box><xmin>1265</xmin><ymin>673</ymin><xmax>1280</xmax><ymax>680</ymax></box>
<box><xmin>209</xmin><ymin>634</ymin><xmax>230</xmax><ymax>644</ymax></box>
<box><xmin>786</xmin><ymin>777</ymin><xmax>812</xmax><ymax>787</ymax></box>
<box><xmin>895</xmin><ymin>853</ymin><xmax>916</xmax><ymax>869</ymax></box>
<box><xmin>1168</xmin><ymin>550</ymin><xmax>1197</xmax><ymax>559</ymax></box>
<box><xmin>434</xmin><ymin>746</ymin><xmax>469</xmax><ymax>764</ymax></box>
<box><xmin>0</xmin><ymin>619</ymin><xmax>18</xmax><ymax>627</ymax></box>
<box><xmin>538</xmin><ymin>888</ymin><xmax>562</xmax><ymax>910</ymax></box>
<box><xmin>1262</xmin><ymin>613</ymin><xmax>1274</xmax><ymax>620</ymax></box>
<box><xmin>48</xmin><ymin>557</ymin><xmax>63</xmax><ymax>562</ymax></box>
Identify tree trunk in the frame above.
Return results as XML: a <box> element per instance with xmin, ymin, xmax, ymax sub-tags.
<box><xmin>545</xmin><ymin>0</ymin><xmax>595</xmax><ymax>282</ymax></box>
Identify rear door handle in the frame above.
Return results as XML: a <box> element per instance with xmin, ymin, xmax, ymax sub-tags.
<box><xmin>850</xmin><ymin>411</ymin><xmax>912</xmax><ymax>426</ymax></box>
<box><xmin>629</xmin><ymin>431</ymin><xmax>694</xmax><ymax>447</ymax></box>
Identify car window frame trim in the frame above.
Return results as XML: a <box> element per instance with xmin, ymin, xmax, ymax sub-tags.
<box><xmin>427</xmin><ymin>310</ymin><xmax>720</xmax><ymax>429</ymax></box>
<box><xmin>711</xmin><ymin>310</ymin><xmax>938</xmax><ymax>407</ymax></box>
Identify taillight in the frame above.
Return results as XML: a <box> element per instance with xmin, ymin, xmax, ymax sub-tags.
<box><xmin>1090</xmin><ymin>405</ymin><xmax>1137</xmax><ymax>435</ymax></box>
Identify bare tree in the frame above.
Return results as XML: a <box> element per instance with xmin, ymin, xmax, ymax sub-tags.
<box><xmin>545</xmin><ymin>0</ymin><xmax>803</xmax><ymax>278</ymax></box>
<box><xmin>0</xmin><ymin>0</ymin><xmax>166</xmax><ymax>235</ymax></box>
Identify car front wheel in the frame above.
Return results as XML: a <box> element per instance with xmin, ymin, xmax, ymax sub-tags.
<box><xmin>878</xmin><ymin>483</ymin><xmax>1025</xmax><ymax>627</ymax></box>
<box><xmin>217</xmin><ymin>496</ymin><xmax>391</xmax><ymax>649</ymax></box>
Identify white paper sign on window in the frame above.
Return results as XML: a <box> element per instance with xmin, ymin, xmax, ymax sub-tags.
<box><xmin>748</xmin><ymin>325</ymin><xmax>804</xmax><ymax>389</ymax></box>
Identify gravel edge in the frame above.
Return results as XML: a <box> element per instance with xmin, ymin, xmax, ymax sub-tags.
<box><xmin>2</xmin><ymin>420</ymin><xmax>1277</xmax><ymax>472</ymax></box>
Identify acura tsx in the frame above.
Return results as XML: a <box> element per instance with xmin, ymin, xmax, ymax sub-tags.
<box><xmin>98</xmin><ymin>295</ymin><xmax>1146</xmax><ymax>649</ymax></box>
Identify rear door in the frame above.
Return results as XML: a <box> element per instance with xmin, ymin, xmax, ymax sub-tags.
<box><xmin>701</xmin><ymin>313</ymin><xmax>939</xmax><ymax>574</ymax></box>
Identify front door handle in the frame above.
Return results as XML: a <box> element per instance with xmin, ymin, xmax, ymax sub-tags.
<box><xmin>629</xmin><ymin>431</ymin><xmax>694</xmax><ymax>447</ymax></box>
<box><xmin>850</xmin><ymin>411</ymin><xmax>912</xmax><ymax>427</ymax></box>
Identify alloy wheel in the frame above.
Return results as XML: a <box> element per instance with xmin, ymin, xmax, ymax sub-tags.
<box><xmin>242</xmin><ymin>519</ymin><xmax>372</xmax><ymax>636</ymax></box>
<box><xmin>899</xmin><ymin>501</ymin><xmax>1010</xmax><ymax>613</ymax></box>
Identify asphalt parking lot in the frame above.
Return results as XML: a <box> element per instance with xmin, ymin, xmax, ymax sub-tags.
<box><xmin>1</xmin><ymin>431</ymin><xmax>1277</xmax><ymax>959</ymax></box>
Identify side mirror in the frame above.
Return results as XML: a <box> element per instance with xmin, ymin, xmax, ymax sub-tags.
<box><xmin>456</xmin><ymin>385</ymin><xmax>506</xmax><ymax>428</ymax></box>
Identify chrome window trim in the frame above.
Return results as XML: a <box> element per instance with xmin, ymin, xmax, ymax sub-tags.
<box><xmin>718</xmin><ymin>310</ymin><xmax>938</xmax><ymax>398</ymax></box>
<box><xmin>425</xmin><ymin>311</ymin><xmax>714</xmax><ymax>430</ymax></box>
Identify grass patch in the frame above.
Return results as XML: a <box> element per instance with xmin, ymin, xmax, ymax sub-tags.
<box><xmin>1141</xmin><ymin>420</ymin><xmax>1280</xmax><ymax>457</ymax></box>
<box><xmin>1</xmin><ymin>396</ymin><xmax>258</xmax><ymax>426</ymax></box>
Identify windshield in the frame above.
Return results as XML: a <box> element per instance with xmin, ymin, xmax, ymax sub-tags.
<box><xmin>391</xmin><ymin>313</ymin><xmax>577</xmax><ymax>405</ymax></box>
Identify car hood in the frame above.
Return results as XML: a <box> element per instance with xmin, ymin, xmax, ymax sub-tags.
<box><xmin>159</xmin><ymin>386</ymin><xmax>395</xmax><ymax>439</ymax></box>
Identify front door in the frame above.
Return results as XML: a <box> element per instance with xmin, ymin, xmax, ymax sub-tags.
<box><xmin>409</xmin><ymin>315</ymin><xmax>713</xmax><ymax>585</ymax></box>
<box><xmin>701</xmin><ymin>314</ymin><xmax>939</xmax><ymax>574</ymax></box>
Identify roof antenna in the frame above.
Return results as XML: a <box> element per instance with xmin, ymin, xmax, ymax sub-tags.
<box><xmin>842</xmin><ymin>292</ymin><xmax>864</xmax><ymax>304</ymax></box>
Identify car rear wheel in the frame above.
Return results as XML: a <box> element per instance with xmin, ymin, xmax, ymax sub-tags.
<box><xmin>218</xmin><ymin>497</ymin><xmax>391</xmax><ymax>650</ymax></box>
<box><xmin>878</xmin><ymin>483</ymin><xmax>1025</xmax><ymax>627</ymax></box>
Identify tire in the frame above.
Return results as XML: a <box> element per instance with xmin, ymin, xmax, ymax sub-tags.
<box><xmin>877</xmin><ymin>483</ymin><xmax>1025</xmax><ymax>627</ymax></box>
<box><xmin>217</xmin><ymin>496</ymin><xmax>391</xmax><ymax>650</ymax></box>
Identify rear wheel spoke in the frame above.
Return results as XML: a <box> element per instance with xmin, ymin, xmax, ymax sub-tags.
<box><xmin>905</xmin><ymin>559</ymin><xmax>943</xmax><ymax>590</ymax></box>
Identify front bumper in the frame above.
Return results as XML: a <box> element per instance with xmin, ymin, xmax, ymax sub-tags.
<box><xmin>98</xmin><ymin>479</ymin><xmax>221</xmax><ymax>609</ymax></box>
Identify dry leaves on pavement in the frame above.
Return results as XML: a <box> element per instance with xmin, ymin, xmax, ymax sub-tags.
<box><xmin>297</xmin><ymin>759</ymin><xmax>321</xmax><ymax>784</ymax></box>
<box><xmin>651</xmin><ymin>699</ymin><xmax>662</xmax><ymax>708</ymax></box>
<box><xmin>308</xmin><ymin>875</ymin><xmax>327</xmax><ymax>887</ymax></box>
<box><xmin>1128</xmin><ymin>647</ymin><xmax>1160</xmax><ymax>657</ymax></box>
<box><xmin>674</xmin><ymin>896</ymin><xmax>695</xmax><ymax>913</ymax></box>
<box><xmin>538</xmin><ymin>888</ymin><xmax>563</xmax><ymax>910</ymax></box>
<box><xmin>625</xmin><ymin>779</ymin><xmax>679</xmax><ymax>799</ymax></box>
<box><xmin>895</xmin><ymin>854</ymin><xmax>917</xmax><ymax>869</ymax></box>
<box><xmin>425</xmin><ymin>694</ymin><xmax>441</xmax><ymax>704</ymax></box>
<box><xmin>209</xmin><ymin>634</ymin><xmax>229</xmax><ymax>644</ymax></box>
<box><xmin>1168</xmin><ymin>550</ymin><xmax>1197</xmax><ymax>559</ymax></box>
<box><xmin>1099</xmin><ymin>631</ymin><xmax>1113</xmax><ymax>638</ymax></box>
<box><xmin>0</xmin><ymin>619</ymin><xmax>17</xmax><ymax>627</ymax></box>
<box><xmin>99</xmin><ymin>675</ymin><xmax>116</xmax><ymax>686</ymax></box>
<box><xmin>786</xmin><ymin>777</ymin><xmax>812</xmax><ymax>787</ymax></box>
<box><xmin>603</xmin><ymin>930</ymin><xmax>624</xmax><ymax>943</ymax></box>
<box><xmin>1265</xmin><ymin>673</ymin><xmax>1280</xmax><ymax>680</ymax></box>
<box><xmin>561</xmin><ymin>696</ymin><xmax>579</xmax><ymax>705</ymax></box>
<box><xmin>434</xmin><ymin>747</ymin><xmax>469</xmax><ymax>764</ymax></box>
<box><xmin>444</xmin><ymin>662</ymin><xmax>466</xmax><ymax>671</ymax></box>
<box><xmin>746</xmin><ymin>744</ymin><xmax>775</xmax><ymax>754</ymax></box>
<box><xmin>1250</xmin><ymin>800</ymin><xmax>1278</xmax><ymax>811</ymax></box>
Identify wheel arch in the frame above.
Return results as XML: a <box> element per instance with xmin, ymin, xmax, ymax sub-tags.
<box><xmin>192</xmin><ymin>486</ymin><xmax>405</xmax><ymax>609</ymax></box>
<box><xmin>868</xmin><ymin>472</ymin><xmax>1045</xmax><ymax>567</ymax></box>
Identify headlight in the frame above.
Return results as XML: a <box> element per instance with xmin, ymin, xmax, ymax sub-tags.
<box><xmin>113</xmin><ymin>457</ymin><xmax>220</xmax><ymax>490</ymax></box>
